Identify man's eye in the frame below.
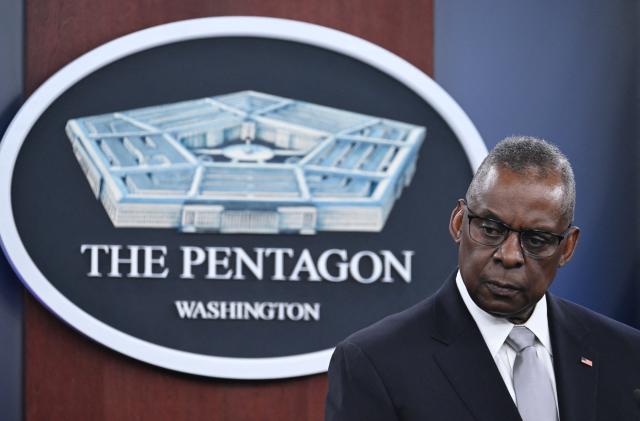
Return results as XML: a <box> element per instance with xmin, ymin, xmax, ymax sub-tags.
<box><xmin>480</xmin><ymin>222</ymin><xmax>505</xmax><ymax>237</ymax></box>
<box><xmin>523</xmin><ymin>234</ymin><xmax>552</xmax><ymax>249</ymax></box>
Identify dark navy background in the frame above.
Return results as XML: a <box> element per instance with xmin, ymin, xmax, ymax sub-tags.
<box><xmin>0</xmin><ymin>0</ymin><xmax>23</xmax><ymax>419</ymax></box>
<box><xmin>435</xmin><ymin>0</ymin><xmax>639</xmax><ymax>325</ymax></box>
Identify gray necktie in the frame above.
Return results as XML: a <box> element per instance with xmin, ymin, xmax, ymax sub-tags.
<box><xmin>506</xmin><ymin>326</ymin><xmax>558</xmax><ymax>421</ymax></box>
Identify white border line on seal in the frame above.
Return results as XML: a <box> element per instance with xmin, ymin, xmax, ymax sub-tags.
<box><xmin>0</xmin><ymin>16</ymin><xmax>486</xmax><ymax>379</ymax></box>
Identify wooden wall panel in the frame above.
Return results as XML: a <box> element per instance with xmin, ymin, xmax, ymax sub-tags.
<box><xmin>24</xmin><ymin>1</ymin><xmax>433</xmax><ymax>419</ymax></box>
<box><xmin>25</xmin><ymin>295</ymin><xmax>327</xmax><ymax>420</ymax></box>
<box><xmin>25</xmin><ymin>0</ymin><xmax>433</xmax><ymax>95</ymax></box>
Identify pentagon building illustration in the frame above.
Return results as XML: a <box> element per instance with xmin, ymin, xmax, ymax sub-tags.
<box><xmin>66</xmin><ymin>91</ymin><xmax>426</xmax><ymax>234</ymax></box>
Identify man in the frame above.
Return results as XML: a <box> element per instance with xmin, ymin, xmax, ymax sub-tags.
<box><xmin>325</xmin><ymin>136</ymin><xmax>640</xmax><ymax>421</ymax></box>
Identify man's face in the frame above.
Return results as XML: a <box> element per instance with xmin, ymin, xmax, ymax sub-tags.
<box><xmin>449</xmin><ymin>165</ymin><xmax>579</xmax><ymax>323</ymax></box>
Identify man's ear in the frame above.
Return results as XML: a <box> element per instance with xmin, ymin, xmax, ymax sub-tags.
<box><xmin>558</xmin><ymin>226</ymin><xmax>580</xmax><ymax>267</ymax></box>
<box><xmin>449</xmin><ymin>199</ymin><xmax>465</xmax><ymax>244</ymax></box>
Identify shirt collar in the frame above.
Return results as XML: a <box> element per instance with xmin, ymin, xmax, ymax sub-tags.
<box><xmin>455</xmin><ymin>270</ymin><xmax>553</xmax><ymax>357</ymax></box>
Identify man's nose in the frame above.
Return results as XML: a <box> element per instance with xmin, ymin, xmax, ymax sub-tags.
<box><xmin>493</xmin><ymin>231</ymin><xmax>525</xmax><ymax>267</ymax></box>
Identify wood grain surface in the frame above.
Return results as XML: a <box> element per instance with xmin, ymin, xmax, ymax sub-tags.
<box><xmin>24</xmin><ymin>1</ymin><xmax>433</xmax><ymax>419</ymax></box>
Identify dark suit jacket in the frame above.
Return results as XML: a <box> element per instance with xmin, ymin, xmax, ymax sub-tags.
<box><xmin>325</xmin><ymin>272</ymin><xmax>640</xmax><ymax>420</ymax></box>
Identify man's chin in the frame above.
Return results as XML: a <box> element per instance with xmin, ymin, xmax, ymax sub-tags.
<box><xmin>478</xmin><ymin>299</ymin><xmax>534</xmax><ymax>323</ymax></box>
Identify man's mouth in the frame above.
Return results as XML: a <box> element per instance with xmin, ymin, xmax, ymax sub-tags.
<box><xmin>484</xmin><ymin>281</ymin><xmax>522</xmax><ymax>297</ymax></box>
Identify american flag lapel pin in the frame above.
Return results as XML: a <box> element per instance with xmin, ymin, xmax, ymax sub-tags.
<box><xmin>580</xmin><ymin>356</ymin><xmax>593</xmax><ymax>367</ymax></box>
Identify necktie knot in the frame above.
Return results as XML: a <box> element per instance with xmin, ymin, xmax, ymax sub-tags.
<box><xmin>506</xmin><ymin>326</ymin><xmax>536</xmax><ymax>352</ymax></box>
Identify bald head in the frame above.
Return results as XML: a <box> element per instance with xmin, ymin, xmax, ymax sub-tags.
<box><xmin>466</xmin><ymin>136</ymin><xmax>576</xmax><ymax>224</ymax></box>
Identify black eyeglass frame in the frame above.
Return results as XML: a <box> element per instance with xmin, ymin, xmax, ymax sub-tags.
<box><xmin>462</xmin><ymin>200</ymin><xmax>573</xmax><ymax>259</ymax></box>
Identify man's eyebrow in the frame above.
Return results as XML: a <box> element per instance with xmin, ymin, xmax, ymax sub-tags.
<box><xmin>478</xmin><ymin>209</ymin><xmax>558</xmax><ymax>233</ymax></box>
<box><xmin>476</xmin><ymin>208</ymin><xmax>503</xmax><ymax>221</ymax></box>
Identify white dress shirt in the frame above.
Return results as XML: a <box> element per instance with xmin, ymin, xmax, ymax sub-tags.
<box><xmin>455</xmin><ymin>271</ymin><xmax>559</xmax><ymax>414</ymax></box>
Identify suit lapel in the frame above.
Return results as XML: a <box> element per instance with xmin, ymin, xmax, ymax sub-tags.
<box><xmin>431</xmin><ymin>275</ymin><xmax>522</xmax><ymax>421</ymax></box>
<box><xmin>548</xmin><ymin>295</ymin><xmax>598</xmax><ymax>421</ymax></box>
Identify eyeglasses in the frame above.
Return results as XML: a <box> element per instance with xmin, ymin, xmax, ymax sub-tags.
<box><xmin>464</xmin><ymin>201</ymin><xmax>571</xmax><ymax>259</ymax></box>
